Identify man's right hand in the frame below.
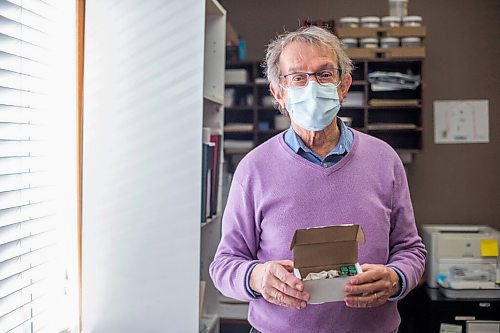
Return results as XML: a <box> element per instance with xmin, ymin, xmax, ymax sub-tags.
<box><xmin>249</xmin><ymin>260</ymin><xmax>309</xmax><ymax>309</ymax></box>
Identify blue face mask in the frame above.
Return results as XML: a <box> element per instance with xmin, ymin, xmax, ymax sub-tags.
<box><xmin>285</xmin><ymin>81</ymin><xmax>341</xmax><ymax>131</ymax></box>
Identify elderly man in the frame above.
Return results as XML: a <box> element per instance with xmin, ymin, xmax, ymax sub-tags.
<box><xmin>210</xmin><ymin>26</ymin><xmax>426</xmax><ymax>333</ymax></box>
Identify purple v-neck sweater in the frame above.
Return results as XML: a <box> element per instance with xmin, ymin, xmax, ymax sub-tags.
<box><xmin>210</xmin><ymin>130</ymin><xmax>426</xmax><ymax>333</ymax></box>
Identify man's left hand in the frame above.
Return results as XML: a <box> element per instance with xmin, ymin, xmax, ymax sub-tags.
<box><xmin>343</xmin><ymin>264</ymin><xmax>400</xmax><ymax>308</ymax></box>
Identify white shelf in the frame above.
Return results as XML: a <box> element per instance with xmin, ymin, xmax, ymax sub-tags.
<box><xmin>200</xmin><ymin>314</ymin><xmax>219</xmax><ymax>333</ymax></box>
<box><xmin>206</xmin><ymin>0</ymin><xmax>225</xmax><ymax>16</ymax></box>
<box><xmin>204</xmin><ymin>95</ymin><xmax>224</xmax><ymax>105</ymax></box>
<box><xmin>202</xmin><ymin>214</ymin><xmax>220</xmax><ymax>229</ymax></box>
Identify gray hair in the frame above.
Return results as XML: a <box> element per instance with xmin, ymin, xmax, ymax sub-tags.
<box><xmin>264</xmin><ymin>26</ymin><xmax>353</xmax><ymax>88</ymax></box>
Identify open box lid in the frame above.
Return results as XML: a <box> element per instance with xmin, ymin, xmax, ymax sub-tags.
<box><xmin>290</xmin><ymin>224</ymin><xmax>365</xmax><ymax>272</ymax></box>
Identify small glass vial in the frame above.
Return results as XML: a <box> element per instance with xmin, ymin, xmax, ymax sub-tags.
<box><xmin>339</xmin><ymin>17</ymin><xmax>360</xmax><ymax>28</ymax></box>
<box><xmin>341</xmin><ymin>38</ymin><xmax>358</xmax><ymax>49</ymax></box>
<box><xmin>401</xmin><ymin>37</ymin><xmax>422</xmax><ymax>47</ymax></box>
<box><xmin>381</xmin><ymin>16</ymin><xmax>401</xmax><ymax>27</ymax></box>
<box><xmin>360</xmin><ymin>16</ymin><xmax>381</xmax><ymax>28</ymax></box>
<box><xmin>360</xmin><ymin>37</ymin><xmax>379</xmax><ymax>48</ymax></box>
<box><xmin>381</xmin><ymin>37</ymin><xmax>400</xmax><ymax>48</ymax></box>
<box><xmin>402</xmin><ymin>16</ymin><xmax>423</xmax><ymax>27</ymax></box>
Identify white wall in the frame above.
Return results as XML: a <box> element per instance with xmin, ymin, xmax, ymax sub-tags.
<box><xmin>82</xmin><ymin>1</ymin><xmax>204</xmax><ymax>332</ymax></box>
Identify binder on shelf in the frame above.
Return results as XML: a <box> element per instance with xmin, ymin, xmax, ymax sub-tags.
<box><xmin>201</xmin><ymin>142</ymin><xmax>215</xmax><ymax>222</ymax></box>
<box><xmin>201</xmin><ymin>143</ymin><xmax>209</xmax><ymax>222</ymax></box>
<box><xmin>206</xmin><ymin>143</ymin><xmax>215</xmax><ymax>220</ymax></box>
<box><xmin>210</xmin><ymin>134</ymin><xmax>222</xmax><ymax>216</ymax></box>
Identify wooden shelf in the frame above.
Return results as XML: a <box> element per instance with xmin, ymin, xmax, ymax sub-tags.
<box><xmin>367</xmin><ymin>125</ymin><xmax>422</xmax><ymax>131</ymax></box>
<box><xmin>346</xmin><ymin>47</ymin><xmax>425</xmax><ymax>60</ymax></box>
<box><xmin>337</xmin><ymin>26</ymin><xmax>426</xmax><ymax>38</ymax></box>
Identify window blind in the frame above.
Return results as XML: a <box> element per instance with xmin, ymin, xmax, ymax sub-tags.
<box><xmin>0</xmin><ymin>1</ymin><xmax>77</xmax><ymax>332</ymax></box>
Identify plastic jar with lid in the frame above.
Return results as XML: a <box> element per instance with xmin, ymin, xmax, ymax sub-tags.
<box><xmin>360</xmin><ymin>16</ymin><xmax>380</xmax><ymax>28</ymax></box>
<box><xmin>401</xmin><ymin>37</ymin><xmax>421</xmax><ymax>47</ymax></box>
<box><xmin>360</xmin><ymin>37</ymin><xmax>379</xmax><ymax>48</ymax></box>
<box><xmin>402</xmin><ymin>16</ymin><xmax>423</xmax><ymax>27</ymax></box>
<box><xmin>341</xmin><ymin>38</ymin><xmax>358</xmax><ymax>49</ymax></box>
<box><xmin>381</xmin><ymin>16</ymin><xmax>401</xmax><ymax>27</ymax></box>
<box><xmin>381</xmin><ymin>37</ymin><xmax>400</xmax><ymax>48</ymax></box>
<box><xmin>389</xmin><ymin>0</ymin><xmax>408</xmax><ymax>17</ymax></box>
<box><xmin>339</xmin><ymin>17</ymin><xmax>360</xmax><ymax>28</ymax></box>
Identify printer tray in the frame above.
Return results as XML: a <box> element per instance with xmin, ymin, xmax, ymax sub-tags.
<box><xmin>439</xmin><ymin>286</ymin><xmax>500</xmax><ymax>299</ymax></box>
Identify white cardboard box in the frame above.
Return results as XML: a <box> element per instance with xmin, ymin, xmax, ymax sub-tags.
<box><xmin>290</xmin><ymin>224</ymin><xmax>365</xmax><ymax>304</ymax></box>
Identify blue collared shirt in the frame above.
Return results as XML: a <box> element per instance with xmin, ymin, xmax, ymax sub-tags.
<box><xmin>244</xmin><ymin>117</ymin><xmax>407</xmax><ymax>300</ymax></box>
<box><xmin>284</xmin><ymin>117</ymin><xmax>353</xmax><ymax>166</ymax></box>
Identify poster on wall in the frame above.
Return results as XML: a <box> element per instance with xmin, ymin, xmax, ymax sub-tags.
<box><xmin>434</xmin><ymin>100</ymin><xmax>489</xmax><ymax>144</ymax></box>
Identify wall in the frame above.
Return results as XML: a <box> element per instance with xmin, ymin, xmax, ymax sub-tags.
<box><xmin>220</xmin><ymin>0</ymin><xmax>500</xmax><ymax>229</ymax></box>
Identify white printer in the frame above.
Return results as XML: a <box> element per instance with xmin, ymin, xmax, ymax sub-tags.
<box><xmin>421</xmin><ymin>224</ymin><xmax>499</xmax><ymax>297</ymax></box>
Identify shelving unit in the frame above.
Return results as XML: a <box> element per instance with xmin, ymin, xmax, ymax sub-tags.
<box><xmin>200</xmin><ymin>1</ymin><xmax>226</xmax><ymax>332</ymax></box>
<box><xmin>224</xmin><ymin>26</ymin><xmax>425</xmax><ymax>164</ymax></box>
<box><xmin>224</xmin><ymin>61</ymin><xmax>287</xmax><ymax>156</ymax></box>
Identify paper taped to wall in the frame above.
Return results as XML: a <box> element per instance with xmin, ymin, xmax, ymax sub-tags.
<box><xmin>434</xmin><ymin>100</ymin><xmax>489</xmax><ymax>144</ymax></box>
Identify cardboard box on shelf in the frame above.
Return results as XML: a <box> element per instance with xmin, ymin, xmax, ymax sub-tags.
<box><xmin>290</xmin><ymin>224</ymin><xmax>365</xmax><ymax>304</ymax></box>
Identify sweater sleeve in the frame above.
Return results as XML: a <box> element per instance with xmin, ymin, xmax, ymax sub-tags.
<box><xmin>209</xmin><ymin>175</ymin><xmax>261</xmax><ymax>301</ymax></box>
<box><xmin>387</xmin><ymin>158</ymin><xmax>426</xmax><ymax>299</ymax></box>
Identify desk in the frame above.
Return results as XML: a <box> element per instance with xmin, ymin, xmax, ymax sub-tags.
<box><xmin>398</xmin><ymin>286</ymin><xmax>500</xmax><ymax>333</ymax></box>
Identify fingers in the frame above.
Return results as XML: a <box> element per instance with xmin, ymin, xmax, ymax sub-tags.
<box><xmin>258</xmin><ymin>261</ymin><xmax>309</xmax><ymax>309</ymax></box>
<box><xmin>262</xmin><ymin>277</ymin><xmax>308</xmax><ymax>309</ymax></box>
<box><xmin>343</xmin><ymin>264</ymin><xmax>395</xmax><ymax>308</ymax></box>
<box><xmin>344</xmin><ymin>290</ymin><xmax>388</xmax><ymax>308</ymax></box>
<box><xmin>268</xmin><ymin>261</ymin><xmax>304</xmax><ymax>292</ymax></box>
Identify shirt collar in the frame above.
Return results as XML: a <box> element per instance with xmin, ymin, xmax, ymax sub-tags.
<box><xmin>284</xmin><ymin>117</ymin><xmax>354</xmax><ymax>156</ymax></box>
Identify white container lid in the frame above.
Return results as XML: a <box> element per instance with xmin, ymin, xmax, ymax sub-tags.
<box><xmin>389</xmin><ymin>0</ymin><xmax>408</xmax><ymax>3</ymax></box>
<box><xmin>402</xmin><ymin>16</ymin><xmax>423</xmax><ymax>22</ymax></box>
<box><xmin>381</xmin><ymin>37</ymin><xmax>399</xmax><ymax>43</ymax></box>
<box><xmin>360</xmin><ymin>16</ymin><xmax>381</xmax><ymax>23</ymax></box>
<box><xmin>401</xmin><ymin>37</ymin><xmax>421</xmax><ymax>42</ymax></box>
<box><xmin>382</xmin><ymin>16</ymin><xmax>401</xmax><ymax>22</ymax></box>
<box><xmin>340</xmin><ymin>17</ymin><xmax>360</xmax><ymax>23</ymax></box>
<box><xmin>360</xmin><ymin>37</ymin><xmax>378</xmax><ymax>43</ymax></box>
<box><xmin>342</xmin><ymin>38</ymin><xmax>358</xmax><ymax>43</ymax></box>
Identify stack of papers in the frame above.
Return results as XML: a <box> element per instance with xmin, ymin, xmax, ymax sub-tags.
<box><xmin>368</xmin><ymin>71</ymin><xmax>421</xmax><ymax>91</ymax></box>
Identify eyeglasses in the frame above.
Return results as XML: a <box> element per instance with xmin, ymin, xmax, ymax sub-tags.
<box><xmin>281</xmin><ymin>68</ymin><xmax>342</xmax><ymax>87</ymax></box>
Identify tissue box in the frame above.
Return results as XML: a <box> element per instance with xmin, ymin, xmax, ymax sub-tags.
<box><xmin>290</xmin><ymin>224</ymin><xmax>365</xmax><ymax>304</ymax></box>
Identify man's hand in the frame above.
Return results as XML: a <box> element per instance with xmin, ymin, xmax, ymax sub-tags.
<box><xmin>250</xmin><ymin>260</ymin><xmax>310</xmax><ymax>309</ymax></box>
<box><xmin>343</xmin><ymin>264</ymin><xmax>400</xmax><ymax>308</ymax></box>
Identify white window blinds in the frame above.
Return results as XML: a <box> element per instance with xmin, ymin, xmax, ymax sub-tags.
<box><xmin>0</xmin><ymin>1</ymin><xmax>77</xmax><ymax>332</ymax></box>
